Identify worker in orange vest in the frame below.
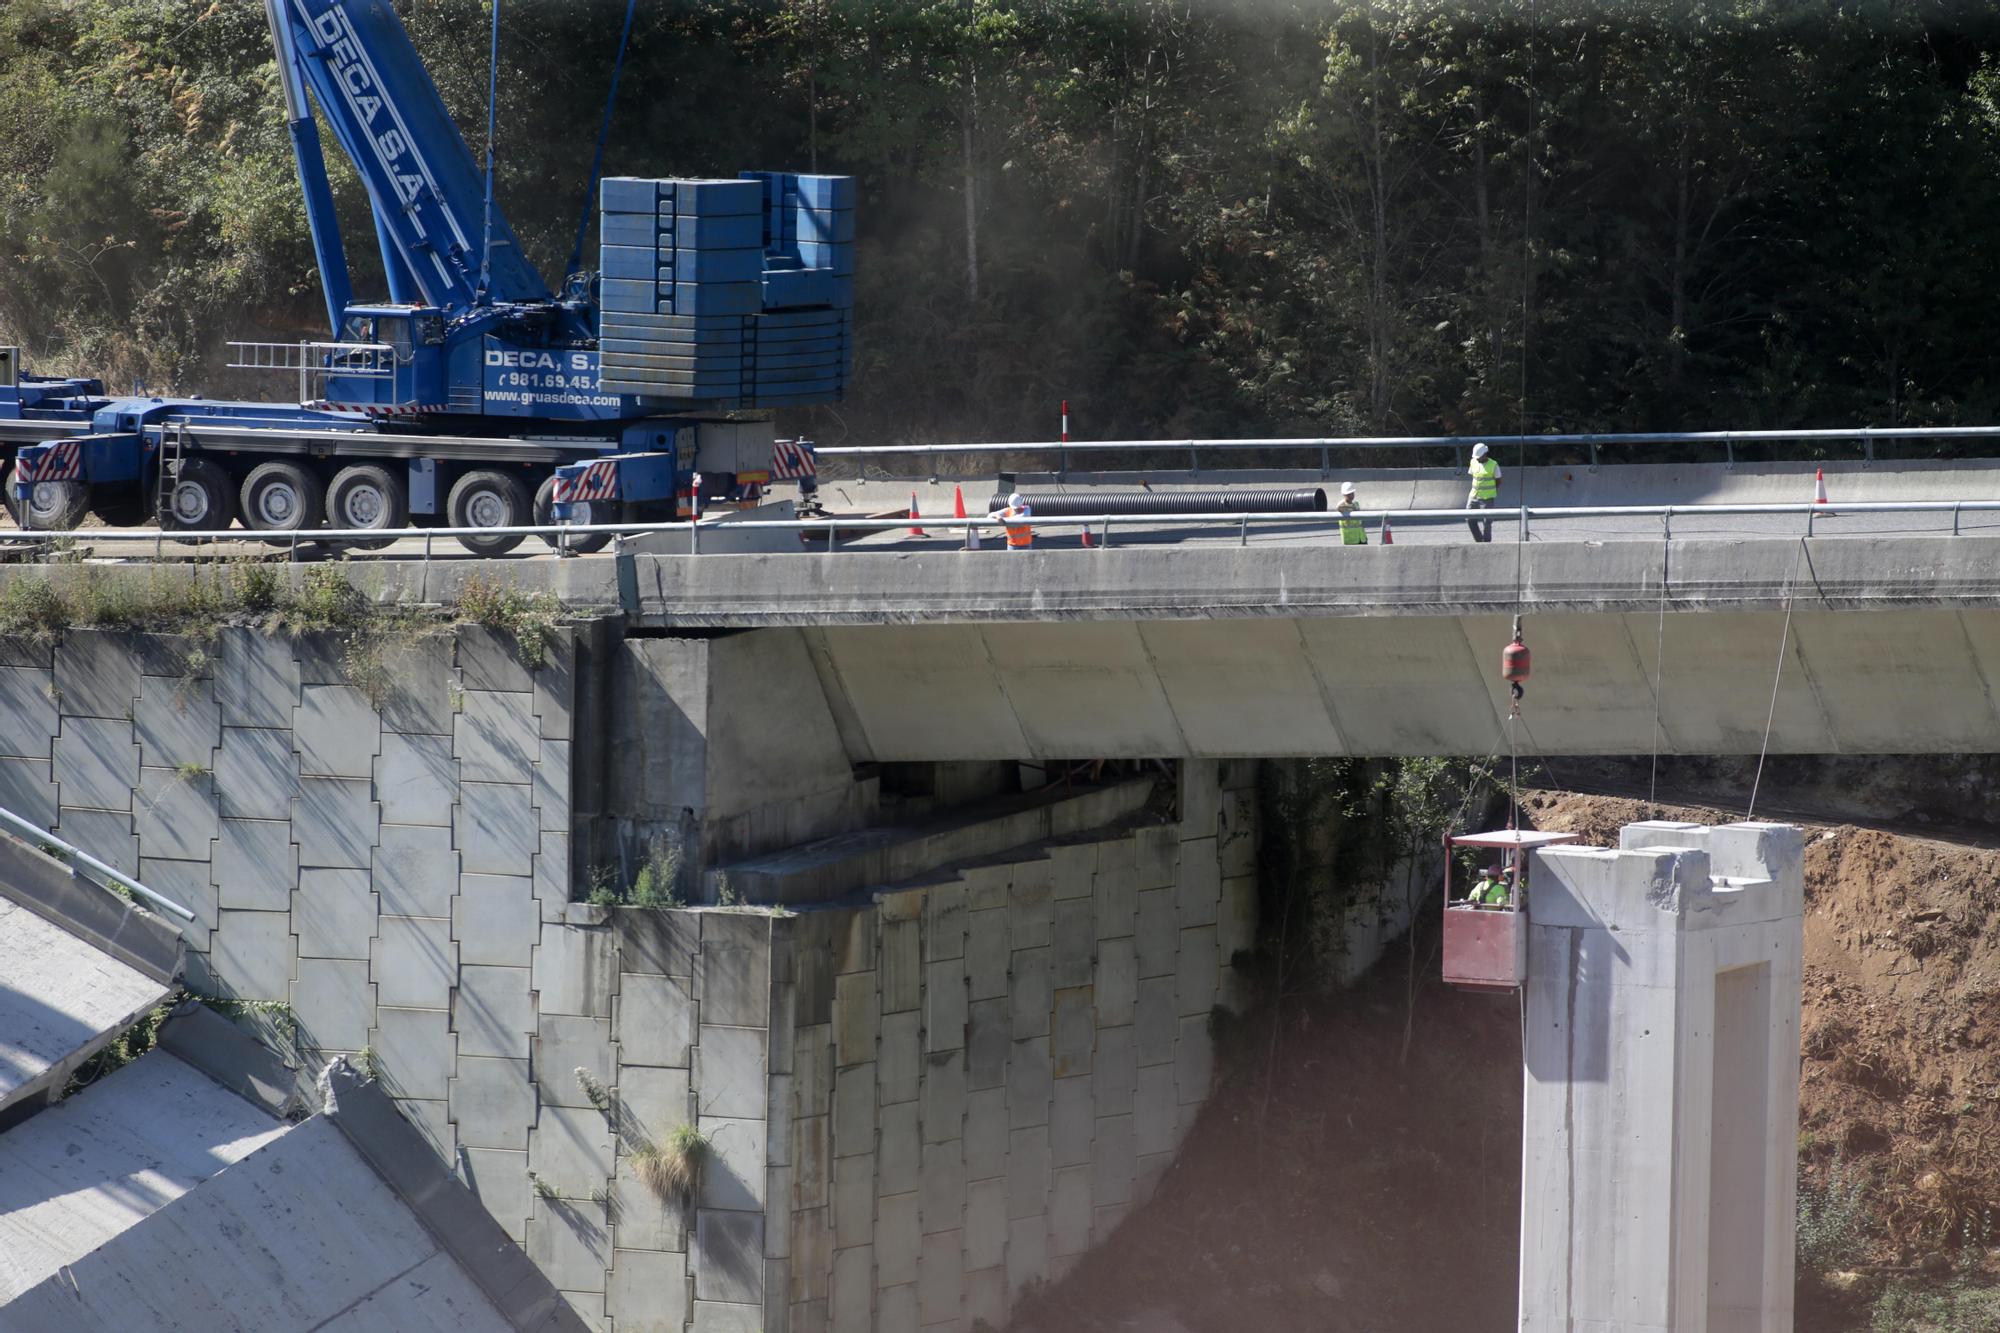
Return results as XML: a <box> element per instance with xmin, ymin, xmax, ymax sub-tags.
<box><xmin>991</xmin><ymin>491</ymin><xmax>1034</xmax><ymax>550</ymax></box>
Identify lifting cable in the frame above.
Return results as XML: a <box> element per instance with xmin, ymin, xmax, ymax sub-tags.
<box><xmin>1505</xmin><ymin>0</ymin><xmax>1540</xmax><ymax>830</ymax></box>
<box><xmin>476</xmin><ymin>0</ymin><xmax>503</xmax><ymax>304</ymax></box>
<box><xmin>1746</xmin><ymin>536</ymin><xmax>1807</xmax><ymax>822</ymax></box>
<box><xmin>565</xmin><ymin>0</ymin><xmax>642</xmax><ymax>281</ymax></box>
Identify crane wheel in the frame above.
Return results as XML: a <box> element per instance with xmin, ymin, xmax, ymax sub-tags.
<box><xmin>533</xmin><ymin>475</ymin><xmax>612</xmax><ymax>555</ymax></box>
<box><xmin>328</xmin><ymin>464</ymin><xmax>409</xmax><ymax>552</ymax></box>
<box><xmin>157</xmin><ymin>458</ymin><xmax>236</xmax><ymax>539</ymax></box>
<box><xmin>1</xmin><ymin>464</ymin><xmax>89</xmax><ymax>532</ymax></box>
<box><xmin>240</xmin><ymin>461</ymin><xmax>327</xmax><ymax>543</ymax></box>
<box><xmin>447</xmin><ymin>470</ymin><xmax>530</xmax><ymax>556</ymax></box>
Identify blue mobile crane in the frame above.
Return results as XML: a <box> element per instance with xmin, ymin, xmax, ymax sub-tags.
<box><xmin>0</xmin><ymin>0</ymin><xmax>850</xmax><ymax>554</ymax></box>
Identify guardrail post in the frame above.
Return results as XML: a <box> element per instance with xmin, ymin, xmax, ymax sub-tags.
<box><xmin>1190</xmin><ymin>445</ymin><xmax>1200</xmax><ymax>477</ymax></box>
<box><xmin>690</xmin><ymin>519</ymin><xmax>700</xmax><ymax>555</ymax></box>
<box><xmin>1954</xmin><ymin>502</ymin><xmax>1962</xmax><ymax>536</ymax></box>
<box><xmin>1519</xmin><ymin>506</ymin><xmax>1529</xmax><ymax>543</ymax></box>
<box><xmin>1319</xmin><ymin>444</ymin><xmax>1330</xmax><ymax>477</ymax></box>
<box><xmin>1588</xmin><ymin>442</ymin><xmax>1599</xmax><ymax>471</ymax></box>
<box><xmin>1725</xmin><ymin>440</ymin><xmax>1734</xmax><ymax>469</ymax></box>
<box><xmin>1662</xmin><ymin>507</ymin><xmax>1672</xmax><ymax>541</ymax></box>
<box><xmin>1100</xmin><ymin>517</ymin><xmax>1111</xmax><ymax>550</ymax></box>
<box><xmin>1058</xmin><ymin>445</ymin><xmax>1069</xmax><ymax>481</ymax></box>
<box><xmin>1863</xmin><ymin>430</ymin><xmax>1874</xmax><ymax>464</ymax></box>
<box><xmin>1807</xmin><ymin>505</ymin><xmax>1815</xmax><ymax>537</ymax></box>
<box><xmin>1239</xmin><ymin>514</ymin><xmax>1249</xmax><ymax>547</ymax></box>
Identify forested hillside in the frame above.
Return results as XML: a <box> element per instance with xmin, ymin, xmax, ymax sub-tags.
<box><xmin>8</xmin><ymin>0</ymin><xmax>2000</xmax><ymax>446</ymax></box>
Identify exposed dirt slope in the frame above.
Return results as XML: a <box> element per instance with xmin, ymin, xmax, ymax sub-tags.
<box><xmin>1019</xmin><ymin>791</ymin><xmax>2000</xmax><ymax>1331</ymax></box>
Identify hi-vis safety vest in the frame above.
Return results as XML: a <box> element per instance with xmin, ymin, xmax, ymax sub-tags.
<box><xmin>1337</xmin><ymin>502</ymin><xmax>1366</xmax><ymax>545</ymax></box>
<box><xmin>1001</xmin><ymin>505</ymin><xmax>1034</xmax><ymax>547</ymax></box>
<box><xmin>1468</xmin><ymin>457</ymin><xmax>1500</xmax><ymax>501</ymax></box>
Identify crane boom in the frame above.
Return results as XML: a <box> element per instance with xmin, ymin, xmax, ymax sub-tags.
<box><xmin>270</xmin><ymin>0</ymin><xmax>549</xmax><ymax>314</ymax></box>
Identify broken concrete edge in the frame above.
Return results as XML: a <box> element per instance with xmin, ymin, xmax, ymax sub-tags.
<box><xmin>0</xmin><ymin>834</ymin><xmax>183</xmax><ymax>985</ymax></box>
<box><xmin>317</xmin><ymin>1060</ymin><xmax>591</xmax><ymax>1333</ymax></box>
<box><xmin>155</xmin><ymin>1000</ymin><xmax>298</xmax><ymax>1119</ymax></box>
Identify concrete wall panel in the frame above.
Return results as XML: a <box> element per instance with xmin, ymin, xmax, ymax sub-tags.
<box><xmin>216</xmin><ymin>726</ymin><xmax>297</xmax><ymax>820</ymax></box>
<box><xmin>0</xmin><ymin>665</ymin><xmax>57</xmax><ymax>758</ymax></box>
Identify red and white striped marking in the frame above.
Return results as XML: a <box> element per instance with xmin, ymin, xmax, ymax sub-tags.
<box><xmin>769</xmin><ymin>437</ymin><xmax>816</xmax><ymax>480</ymax></box>
<box><xmin>568</xmin><ymin>460</ymin><xmax>620</xmax><ymax>502</ymax></box>
<box><xmin>16</xmin><ymin>440</ymin><xmax>80</xmax><ymax>483</ymax></box>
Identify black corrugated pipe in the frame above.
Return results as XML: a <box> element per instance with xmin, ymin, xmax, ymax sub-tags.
<box><xmin>986</xmin><ymin>489</ymin><xmax>1327</xmax><ymax>516</ymax></box>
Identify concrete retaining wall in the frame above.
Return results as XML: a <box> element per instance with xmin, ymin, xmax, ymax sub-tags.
<box><xmin>0</xmin><ymin>625</ymin><xmax>1257</xmax><ymax>1331</ymax></box>
<box><xmin>768</xmin><ymin>759</ymin><xmax>1257</xmax><ymax>1332</ymax></box>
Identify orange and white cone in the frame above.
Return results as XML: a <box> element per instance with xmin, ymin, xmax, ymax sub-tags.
<box><xmin>1381</xmin><ymin>517</ymin><xmax>1394</xmax><ymax>545</ymax></box>
<box><xmin>1814</xmin><ymin>468</ymin><xmax>1830</xmax><ymax>505</ymax></box>
<box><xmin>1081</xmin><ymin>527</ymin><xmax>1094</xmax><ymax>548</ymax></box>
<box><xmin>908</xmin><ymin>492</ymin><xmax>927</xmax><ymax>537</ymax></box>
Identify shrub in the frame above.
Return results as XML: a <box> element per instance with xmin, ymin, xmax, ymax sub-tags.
<box><xmin>1800</xmin><ymin>1152</ymin><xmax>1873</xmax><ymax>1274</ymax></box>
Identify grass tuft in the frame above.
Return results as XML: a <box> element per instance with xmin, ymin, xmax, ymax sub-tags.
<box><xmin>631</xmin><ymin>1124</ymin><xmax>708</xmax><ymax>1207</ymax></box>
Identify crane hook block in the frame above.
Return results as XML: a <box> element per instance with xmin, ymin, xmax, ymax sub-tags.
<box><xmin>1501</xmin><ymin>635</ymin><xmax>1531</xmax><ymax>685</ymax></box>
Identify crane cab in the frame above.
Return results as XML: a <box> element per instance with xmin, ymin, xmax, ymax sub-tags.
<box><xmin>1441</xmin><ymin>829</ymin><xmax>1581</xmax><ymax>992</ymax></box>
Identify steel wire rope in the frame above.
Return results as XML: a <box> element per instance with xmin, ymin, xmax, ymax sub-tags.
<box><xmin>564</xmin><ymin>0</ymin><xmax>642</xmax><ymax>281</ymax></box>
<box><xmin>1747</xmin><ymin>536</ymin><xmax>1808</xmax><ymax>822</ymax></box>
<box><xmin>1506</xmin><ymin>0</ymin><xmax>1540</xmax><ymax>826</ymax></box>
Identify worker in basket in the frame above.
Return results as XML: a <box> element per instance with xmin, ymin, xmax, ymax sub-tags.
<box><xmin>991</xmin><ymin>491</ymin><xmax>1034</xmax><ymax>551</ymax></box>
<box><xmin>1466</xmin><ymin>863</ymin><xmax>1511</xmax><ymax>909</ymax></box>
<box><xmin>1336</xmin><ymin>481</ymin><xmax>1367</xmax><ymax>545</ymax></box>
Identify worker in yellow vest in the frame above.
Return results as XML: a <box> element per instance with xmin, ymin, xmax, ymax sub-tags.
<box><xmin>991</xmin><ymin>491</ymin><xmax>1034</xmax><ymax>550</ymax></box>
<box><xmin>1466</xmin><ymin>442</ymin><xmax>1500</xmax><ymax>542</ymax></box>
<box><xmin>1336</xmin><ymin>481</ymin><xmax>1367</xmax><ymax>545</ymax></box>
<box><xmin>1467</xmin><ymin>865</ymin><xmax>1510</xmax><ymax>908</ymax></box>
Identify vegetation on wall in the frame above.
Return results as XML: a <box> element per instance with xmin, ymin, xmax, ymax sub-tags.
<box><xmin>10</xmin><ymin>1</ymin><xmax>2000</xmax><ymax>447</ymax></box>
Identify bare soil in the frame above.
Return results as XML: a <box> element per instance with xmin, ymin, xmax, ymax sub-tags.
<box><xmin>1018</xmin><ymin>789</ymin><xmax>2000</xmax><ymax>1331</ymax></box>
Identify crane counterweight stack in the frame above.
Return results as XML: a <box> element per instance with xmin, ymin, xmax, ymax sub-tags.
<box><xmin>0</xmin><ymin>0</ymin><xmax>846</xmax><ymax>553</ymax></box>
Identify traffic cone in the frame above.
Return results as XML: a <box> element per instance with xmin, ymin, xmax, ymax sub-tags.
<box><xmin>953</xmin><ymin>485</ymin><xmax>968</xmax><ymax>520</ymax></box>
<box><xmin>1814</xmin><ymin>468</ymin><xmax>1830</xmax><ymax>505</ymax></box>
<box><xmin>908</xmin><ymin>491</ymin><xmax>927</xmax><ymax>537</ymax></box>
<box><xmin>1081</xmin><ymin>527</ymin><xmax>1094</xmax><ymax>549</ymax></box>
<box><xmin>1381</xmin><ymin>517</ymin><xmax>1394</xmax><ymax>545</ymax></box>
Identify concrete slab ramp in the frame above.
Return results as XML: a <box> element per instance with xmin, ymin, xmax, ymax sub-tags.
<box><xmin>0</xmin><ymin>894</ymin><xmax>172</xmax><ymax>1119</ymax></box>
<box><xmin>0</xmin><ymin>1050</ymin><xmax>289</xmax><ymax>1302</ymax></box>
<box><xmin>2</xmin><ymin>1117</ymin><xmax>513</xmax><ymax>1332</ymax></box>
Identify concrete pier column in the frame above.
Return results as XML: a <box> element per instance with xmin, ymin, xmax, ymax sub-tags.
<box><xmin>1519</xmin><ymin>820</ymin><xmax>1804</xmax><ymax>1333</ymax></box>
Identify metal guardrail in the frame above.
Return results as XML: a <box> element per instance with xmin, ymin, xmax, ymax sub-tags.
<box><xmin>0</xmin><ymin>499</ymin><xmax>1995</xmax><ymax>556</ymax></box>
<box><xmin>0</xmin><ymin>803</ymin><xmax>196</xmax><ymax>921</ymax></box>
<box><xmin>815</xmin><ymin>424</ymin><xmax>2000</xmax><ymax>476</ymax></box>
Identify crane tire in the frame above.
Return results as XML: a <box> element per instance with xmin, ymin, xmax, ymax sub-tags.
<box><xmin>327</xmin><ymin>464</ymin><xmax>408</xmax><ymax>551</ymax></box>
<box><xmin>240</xmin><ymin>461</ymin><xmax>326</xmax><ymax>542</ymax></box>
<box><xmin>533</xmin><ymin>475</ymin><xmax>612</xmax><ymax>555</ymax></box>
<box><xmin>2</xmin><ymin>465</ymin><xmax>90</xmax><ymax>531</ymax></box>
<box><xmin>447</xmin><ymin>469</ymin><xmax>530</xmax><ymax>556</ymax></box>
<box><xmin>157</xmin><ymin>458</ymin><xmax>236</xmax><ymax>538</ymax></box>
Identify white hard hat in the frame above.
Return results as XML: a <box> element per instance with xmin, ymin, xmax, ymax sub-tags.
<box><xmin>1472</xmin><ymin>442</ymin><xmax>1489</xmax><ymax>459</ymax></box>
<box><xmin>1008</xmin><ymin>492</ymin><xmax>1023</xmax><ymax>506</ymax></box>
<box><xmin>1340</xmin><ymin>481</ymin><xmax>1357</xmax><ymax>495</ymax></box>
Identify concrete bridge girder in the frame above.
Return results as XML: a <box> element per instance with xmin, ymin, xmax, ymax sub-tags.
<box><xmin>796</xmin><ymin>605</ymin><xmax>2000</xmax><ymax>760</ymax></box>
